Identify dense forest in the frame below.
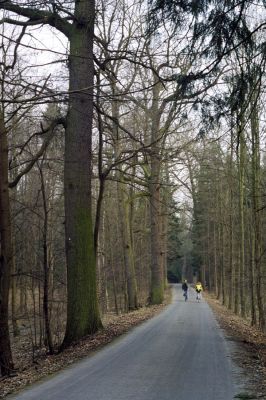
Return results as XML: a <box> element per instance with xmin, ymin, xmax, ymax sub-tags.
<box><xmin>0</xmin><ymin>0</ymin><xmax>265</xmax><ymax>378</ymax></box>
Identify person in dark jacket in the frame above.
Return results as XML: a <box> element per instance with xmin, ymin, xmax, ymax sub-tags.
<box><xmin>182</xmin><ymin>280</ymin><xmax>188</xmax><ymax>301</ymax></box>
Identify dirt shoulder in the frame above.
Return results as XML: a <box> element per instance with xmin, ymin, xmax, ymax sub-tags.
<box><xmin>1</xmin><ymin>291</ymin><xmax>171</xmax><ymax>399</ymax></box>
<box><xmin>205</xmin><ymin>293</ymin><xmax>266</xmax><ymax>399</ymax></box>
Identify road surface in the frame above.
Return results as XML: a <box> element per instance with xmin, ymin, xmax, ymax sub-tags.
<box><xmin>9</xmin><ymin>285</ymin><xmax>240</xmax><ymax>400</ymax></box>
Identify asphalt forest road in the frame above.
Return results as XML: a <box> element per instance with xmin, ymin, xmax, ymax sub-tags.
<box><xmin>9</xmin><ymin>285</ymin><xmax>240</xmax><ymax>400</ymax></box>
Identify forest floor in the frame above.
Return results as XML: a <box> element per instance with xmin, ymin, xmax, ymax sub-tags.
<box><xmin>206</xmin><ymin>293</ymin><xmax>266</xmax><ymax>398</ymax></box>
<box><xmin>1</xmin><ymin>288</ymin><xmax>265</xmax><ymax>399</ymax></box>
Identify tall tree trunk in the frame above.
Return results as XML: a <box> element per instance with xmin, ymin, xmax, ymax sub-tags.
<box><xmin>228</xmin><ymin>134</ymin><xmax>234</xmax><ymax>310</ymax></box>
<box><xmin>117</xmin><ymin>182</ymin><xmax>138</xmax><ymax>310</ymax></box>
<box><xmin>218</xmin><ymin>178</ymin><xmax>226</xmax><ymax>305</ymax></box>
<box><xmin>10</xmin><ymin>145</ymin><xmax>19</xmax><ymax>337</ymax></box>
<box><xmin>149</xmin><ymin>80</ymin><xmax>164</xmax><ymax>304</ymax></box>
<box><xmin>250</xmin><ymin>228</ymin><xmax>257</xmax><ymax>326</ymax></box>
<box><xmin>221</xmin><ymin>222</ymin><xmax>226</xmax><ymax>305</ymax></box>
<box><xmin>0</xmin><ymin>0</ymin><xmax>102</xmax><ymax>350</ymax></box>
<box><xmin>213</xmin><ymin>223</ymin><xmax>218</xmax><ymax>297</ymax></box>
<box><xmin>161</xmin><ymin>172</ymin><xmax>170</xmax><ymax>287</ymax></box>
<box><xmin>250</xmin><ymin>96</ymin><xmax>265</xmax><ymax>330</ymax></box>
<box><xmin>218</xmin><ymin>219</ymin><xmax>224</xmax><ymax>303</ymax></box>
<box><xmin>62</xmin><ymin>0</ymin><xmax>102</xmax><ymax>347</ymax></box>
<box><xmin>206</xmin><ymin>216</ymin><xmax>211</xmax><ymax>290</ymax></box>
<box><xmin>0</xmin><ymin>112</ymin><xmax>14</xmax><ymax>376</ymax></box>
<box><xmin>149</xmin><ymin>177</ymin><xmax>163</xmax><ymax>303</ymax></box>
<box><xmin>11</xmin><ymin>264</ymin><xmax>19</xmax><ymax>337</ymax></box>
<box><xmin>182</xmin><ymin>254</ymin><xmax>187</xmax><ymax>282</ymax></box>
<box><xmin>94</xmin><ymin>75</ymin><xmax>106</xmax><ymax>256</ymax></box>
<box><xmin>110</xmin><ymin>78</ymin><xmax>138</xmax><ymax>311</ymax></box>
<box><xmin>238</xmin><ymin>121</ymin><xmax>246</xmax><ymax>317</ymax></box>
<box><xmin>39</xmin><ymin>165</ymin><xmax>54</xmax><ymax>354</ymax></box>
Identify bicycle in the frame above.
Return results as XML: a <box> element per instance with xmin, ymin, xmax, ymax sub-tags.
<box><xmin>183</xmin><ymin>290</ymin><xmax>188</xmax><ymax>301</ymax></box>
<box><xmin>196</xmin><ymin>291</ymin><xmax>201</xmax><ymax>302</ymax></box>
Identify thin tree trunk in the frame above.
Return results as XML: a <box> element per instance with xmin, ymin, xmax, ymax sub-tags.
<box><xmin>149</xmin><ymin>80</ymin><xmax>164</xmax><ymax>304</ymax></box>
<box><xmin>250</xmin><ymin>227</ymin><xmax>257</xmax><ymax>326</ymax></box>
<box><xmin>149</xmin><ymin>175</ymin><xmax>164</xmax><ymax>303</ymax></box>
<box><xmin>213</xmin><ymin>223</ymin><xmax>218</xmax><ymax>297</ymax></box>
<box><xmin>218</xmin><ymin>221</ymin><xmax>224</xmax><ymax>302</ymax></box>
<box><xmin>250</xmin><ymin>96</ymin><xmax>265</xmax><ymax>330</ymax></box>
<box><xmin>38</xmin><ymin>277</ymin><xmax>43</xmax><ymax>347</ymax></box>
<box><xmin>39</xmin><ymin>165</ymin><xmax>54</xmax><ymax>354</ymax></box>
<box><xmin>94</xmin><ymin>75</ymin><xmax>106</xmax><ymax>256</ymax></box>
<box><xmin>228</xmin><ymin>136</ymin><xmax>234</xmax><ymax>310</ymax></box>
<box><xmin>117</xmin><ymin>181</ymin><xmax>138</xmax><ymax>310</ymax></box>
<box><xmin>111</xmin><ymin>79</ymin><xmax>138</xmax><ymax>311</ymax></box>
<box><xmin>31</xmin><ymin>271</ymin><xmax>37</xmax><ymax>349</ymax></box>
<box><xmin>10</xmin><ymin>118</ymin><xmax>19</xmax><ymax>338</ymax></box>
<box><xmin>182</xmin><ymin>254</ymin><xmax>187</xmax><ymax>282</ymax></box>
<box><xmin>11</xmin><ymin>238</ymin><xmax>19</xmax><ymax>337</ymax></box>
<box><xmin>111</xmin><ymin>260</ymin><xmax>119</xmax><ymax>315</ymax></box>
<box><xmin>206</xmin><ymin>216</ymin><xmax>211</xmax><ymax>290</ymax></box>
<box><xmin>238</xmin><ymin>122</ymin><xmax>246</xmax><ymax>317</ymax></box>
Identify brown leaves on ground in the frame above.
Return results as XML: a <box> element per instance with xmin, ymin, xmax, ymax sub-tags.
<box><xmin>205</xmin><ymin>294</ymin><xmax>266</xmax><ymax>398</ymax></box>
<box><xmin>0</xmin><ymin>301</ymin><xmax>168</xmax><ymax>399</ymax></box>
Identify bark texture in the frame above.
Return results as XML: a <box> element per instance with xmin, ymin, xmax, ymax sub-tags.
<box><xmin>149</xmin><ymin>80</ymin><xmax>164</xmax><ymax>304</ymax></box>
<box><xmin>0</xmin><ymin>112</ymin><xmax>14</xmax><ymax>376</ymax></box>
<box><xmin>62</xmin><ymin>0</ymin><xmax>102</xmax><ymax>346</ymax></box>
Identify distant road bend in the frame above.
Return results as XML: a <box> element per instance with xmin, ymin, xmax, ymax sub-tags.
<box><xmin>9</xmin><ymin>284</ymin><xmax>239</xmax><ymax>400</ymax></box>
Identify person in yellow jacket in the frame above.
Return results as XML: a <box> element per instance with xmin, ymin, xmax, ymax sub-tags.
<box><xmin>195</xmin><ymin>281</ymin><xmax>203</xmax><ymax>301</ymax></box>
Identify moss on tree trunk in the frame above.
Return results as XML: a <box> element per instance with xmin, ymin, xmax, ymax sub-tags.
<box><xmin>62</xmin><ymin>0</ymin><xmax>102</xmax><ymax>348</ymax></box>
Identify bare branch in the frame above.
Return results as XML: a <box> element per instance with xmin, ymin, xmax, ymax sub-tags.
<box><xmin>9</xmin><ymin>117</ymin><xmax>66</xmax><ymax>188</ymax></box>
<box><xmin>0</xmin><ymin>1</ymin><xmax>72</xmax><ymax>38</ymax></box>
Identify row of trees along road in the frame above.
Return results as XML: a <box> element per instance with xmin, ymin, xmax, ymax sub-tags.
<box><xmin>0</xmin><ymin>0</ymin><xmax>265</xmax><ymax>377</ymax></box>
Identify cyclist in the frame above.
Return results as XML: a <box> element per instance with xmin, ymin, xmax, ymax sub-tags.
<box><xmin>195</xmin><ymin>281</ymin><xmax>203</xmax><ymax>301</ymax></box>
<box><xmin>182</xmin><ymin>280</ymin><xmax>188</xmax><ymax>301</ymax></box>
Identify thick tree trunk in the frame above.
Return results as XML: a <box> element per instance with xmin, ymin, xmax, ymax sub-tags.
<box><xmin>0</xmin><ymin>0</ymin><xmax>102</xmax><ymax>350</ymax></box>
<box><xmin>0</xmin><ymin>112</ymin><xmax>14</xmax><ymax>376</ymax></box>
<box><xmin>62</xmin><ymin>0</ymin><xmax>102</xmax><ymax>347</ymax></box>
